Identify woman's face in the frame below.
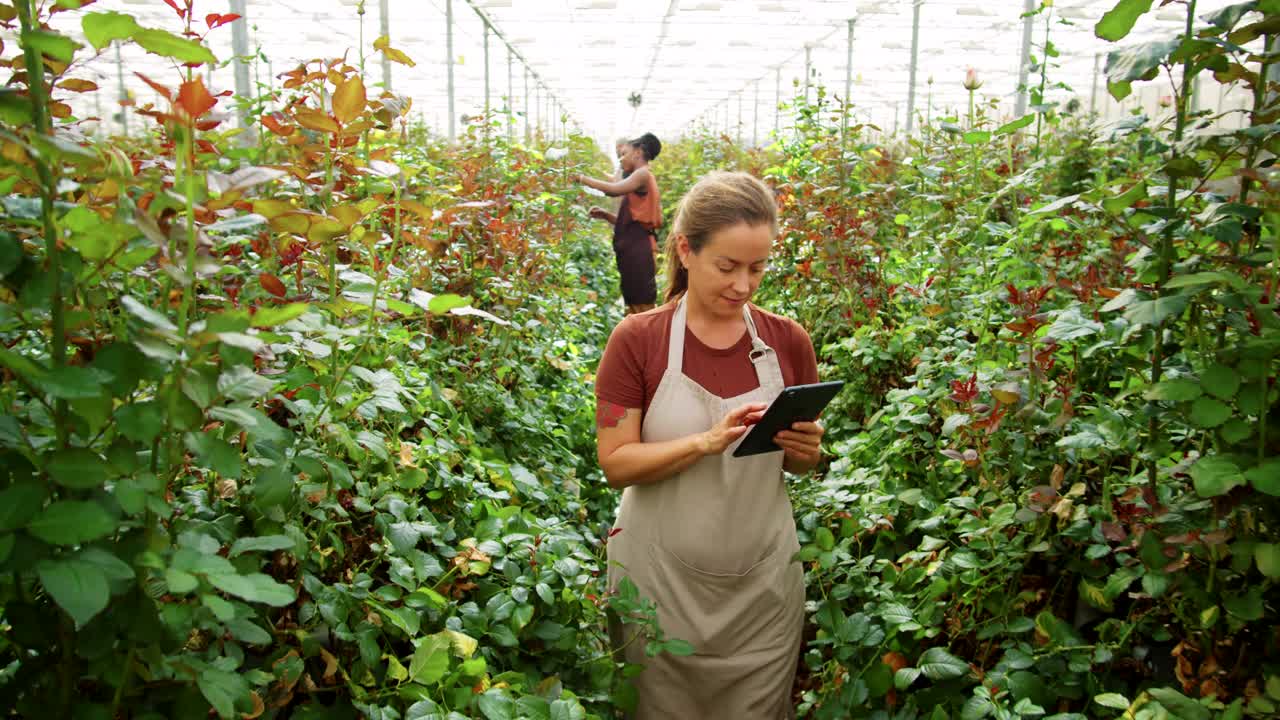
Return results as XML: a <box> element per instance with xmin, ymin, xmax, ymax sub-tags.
<box><xmin>619</xmin><ymin>143</ymin><xmax>640</xmax><ymax>174</ymax></box>
<box><xmin>679</xmin><ymin>222</ymin><xmax>773</xmax><ymax>319</ymax></box>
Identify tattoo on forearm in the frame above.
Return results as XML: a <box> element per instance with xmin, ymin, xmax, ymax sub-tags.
<box><xmin>597</xmin><ymin>402</ymin><xmax>630</xmax><ymax>429</ymax></box>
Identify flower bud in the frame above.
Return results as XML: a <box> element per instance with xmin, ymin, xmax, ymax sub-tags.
<box><xmin>963</xmin><ymin>68</ymin><xmax>982</xmax><ymax>91</ymax></box>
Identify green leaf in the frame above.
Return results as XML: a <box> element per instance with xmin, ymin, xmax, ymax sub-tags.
<box><xmin>427</xmin><ymin>293</ymin><xmax>470</xmax><ymax>314</ymax></box>
<box><xmin>46</xmin><ymin>448</ymin><xmax>108</xmax><ymax>489</ymax></box>
<box><xmin>27</xmin><ymin>500</ymin><xmax>116</xmax><ymax>545</ymax></box>
<box><xmin>1190</xmin><ymin>456</ymin><xmax>1245</xmax><ymax>498</ymax></box>
<box><xmin>81</xmin><ymin>11</ymin><xmax>141</xmax><ymax>51</ymax></box>
<box><xmin>1095</xmin><ymin>693</ymin><xmax>1131</xmax><ymax>710</ymax></box>
<box><xmin>962</xmin><ymin>131</ymin><xmax>991</xmax><ymax>145</ymax></box>
<box><xmin>43</xmin><ymin>366</ymin><xmax>112</xmax><ymax>400</ymax></box>
<box><xmin>478</xmin><ymin>690</ymin><xmax>516</xmax><ymax>720</ymax></box>
<box><xmin>229</xmin><ymin>535</ymin><xmax>295</xmax><ymax>557</ymax></box>
<box><xmin>919</xmin><ymin>647</ymin><xmax>969</xmax><ymax>681</ymax></box>
<box><xmin>121</xmin><ymin>296</ymin><xmax>176</xmax><ymax>333</ymax></box>
<box><xmin>0</xmin><ymin>481</ymin><xmax>46</xmax><ymax>532</ymax></box>
<box><xmin>36</xmin><ymin>557</ymin><xmax>109</xmax><ymax>628</ymax></box>
<box><xmin>250</xmin><ymin>303</ymin><xmax>309</xmax><ymax>328</ymax></box>
<box><xmin>1102</xmin><ymin>181</ymin><xmax>1147</xmax><ymax>214</ymax></box>
<box><xmin>133</xmin><ymin>28</ymin><xmax>217</xmax><ymax>65</ymax></box>
<box><xmin>1105</xmin><ymin>39</ymin><xmax>1180</xmax><ymax>94</ymax></box>
<box><xmin>1148</xmin><ymin>687</ymin><xmax>1210</xmax><ymax>720</ymax></box>
<box><xmin>166</xmin><ymin>568</ymin><xmax>198</xmax><ymax>594</ymax></box>
<box><xmin>895</xmin><ymin>667</ymin><xmax>922</xmax><ymax>689</ymax></box>
<box><xmin>815</xmin><ymin>526</ymin><xmax>835</xmax><ymax>552</ymax></box>
<box><xmin>1079</xmin><ymin>578</ymin><xmax>1113</xmax><ymax>612</ymax></box>
<box><xmin>21</xmin><ymin>29</ymin><xmax>81</xmax><ymax>63</ymax></box>
<box><xmin>196</xmin><ymin>668</ymin><xmax>249</xmax><ymax>720</ymax></box>
<box><xmin>1164</xmin><ymin>271</ymin><xmax>1247</xmax><ymax>291</ymax></box>
<box><xmin>408</xmin><ymin>634</ymin><xmax>451</xmax><ymax>685</ymax></box>
<box><xmin>1255</xmin><ymin>543</ymin><xmax>1280</xmax><ymax>578</ymax></box>
<box><xmin>1144</xmin><ymin>379</ymin><xmax>1202</xmax><ymax>402</ymax></box>
<box><xmin>186</xmin><ymin>433</ymin><xmax>242</xmax><ymax>479</ymax></box>
<box><xmin>1095</xmin><ymin>0</ymin><xmax>1154</xmax><ymax>41</ymax></box>
<box><xmin>1201</xmin><ymin>364</ymin><xmax>1241</xmax><ymax>400</ymax></box>
<box><xmin>1123</xmin><ymin>295</ymin><xmax>1187</xmax><ymax>328</ymax></box>
<box><xmin>995</xmin><ymin>114</ymin><xmax>1035</xmax><ymax>136</ymax></box>
<box><xmin>78</xmin><ymin>547</ymin><xmax>134</xmax><ymax>582</ymax></box>
<box><xmin>1046</xmin><ymin>307</ymin><xmax>1104</xmax><ymax>342</ymax></box>
<box><xmin>117</xmin><ymin>401</ymin><xmax>165</xmax><ymax>443</ymax></box>
<box><xmin>1189</xmin><ymin>397</ymin><xmax>1232</xmax><ymax>428</ymax></box>
<box><xmin>217</xmin><ymin>366</ymin><xmax>275</xmax><ymax>402</ymax></box>
<box><xmin>1246</xmin><ymin>458</ymin><xmax>1280</xmax><ymax>495</ymax></box>
<box><xmin>206</xmin><ymin>573</ymin><xmax>296</xmax><ymax>606</ymax></box>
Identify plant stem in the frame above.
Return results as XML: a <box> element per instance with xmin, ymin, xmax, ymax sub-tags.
<box><xmin>1147</xmin><ymin>0</ymin><xmax>1197</xmax><ymax>495</ymax></box>
<box><xmin>16</xmin><ymin>0</ymin><xmax>68</xmax><ymax>448</ymax></box>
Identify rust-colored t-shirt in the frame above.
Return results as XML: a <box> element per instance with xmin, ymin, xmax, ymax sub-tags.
<box><xmin>595</xmin><ymin>301</ymin><xmax>819</xmax><ymax>415</ymax></box>
<box><xmin>626</xmin><ymin>170</ymin><xmax>661</xmax><ymax>231</ymax></box>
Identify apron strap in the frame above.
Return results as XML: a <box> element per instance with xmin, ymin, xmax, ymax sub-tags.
<box><xmin>743</xmin><ymin>304</ymin><xmax>773</xmax><ymax>362</ymax></box>
<box><xmin>668</xmin><ymin>296</ymin><xmax>688</xmax><ymax>373</ymax></box>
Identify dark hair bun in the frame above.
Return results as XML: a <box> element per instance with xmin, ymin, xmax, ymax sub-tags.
<box><xmin>632</xmin><ymin>132</ymin><xmax>661</xmax><ymax>161</ymax></box>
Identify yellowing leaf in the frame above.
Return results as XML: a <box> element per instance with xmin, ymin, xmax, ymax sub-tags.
<box><xmin>444</xmin><ymin>629</ymin><xmax>478</xmax><ymax>659</ymax></box>
<box><xmin>332</xmin><ymin>76</ymin><xmax>366</xmax><ymax>126</ymax></box>
<box><xmin>56</xmin><ymin>78</ymin><xmax>98</xmax><ymax>92</ymax></box>
<box><xmin>374</xmin><ymin>35</ymin><xmax>416</xmax><ymax>66</ymax></box>
<box><xmin>293</xmin><ymin>108</ymin><xmax>338</xmax><ymax>134</ymax></box>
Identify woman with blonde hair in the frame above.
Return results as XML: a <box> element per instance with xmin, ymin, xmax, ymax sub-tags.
<box><xmin>578</xmin><ymin>132</ymin><xmax>663</xmax><ymax>315</ymax></box>
<box><xmin>593</xmin><ymin>171</ymin><xmax>824</xmax><ymax>718</ymax></box>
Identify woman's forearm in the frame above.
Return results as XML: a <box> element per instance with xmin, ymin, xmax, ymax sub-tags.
<box><xmin>784</xmin><ymin>455</ymin><xmax>819</xmax><ymax>475</ymax></box>
<box><xmin>601</xmin><ymin>433</ymin><xmax>710</xmax><ymax>489</ymax></box>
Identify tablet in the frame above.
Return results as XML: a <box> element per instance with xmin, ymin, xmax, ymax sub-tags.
<box><xmin>732</xmin><ymin>381</ymin><xmax>844</xmax><ymax>458</ymax></box>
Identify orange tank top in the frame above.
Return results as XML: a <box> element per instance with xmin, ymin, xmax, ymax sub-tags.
<box><xmin>627</xmin><ymin>171</ymin><xmax>661</xmax><ymax>231</ymax></box>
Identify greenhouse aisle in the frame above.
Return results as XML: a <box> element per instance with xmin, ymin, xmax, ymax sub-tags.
<box><xmin>2</xmin><ymin>1</ymin><xmax>1280</xmax><ymax>719</ymax></box>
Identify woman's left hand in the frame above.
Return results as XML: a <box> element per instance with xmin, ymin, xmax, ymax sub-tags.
<box><xmin>775</xmin><ymin>420</ymin><xmax>824</xmax><ymax>468</ymax></box>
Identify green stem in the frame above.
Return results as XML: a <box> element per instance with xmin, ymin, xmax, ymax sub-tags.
<box><xmin>16</xmin><ymin>0</ymin><xmax>67</xmax><ymax>447</ymax></box>
<box><xmin>1147</xmin><ymin>0</ymin><xmax>1197</xmax><ymax>495</ymax></box>
<box><xmin>1240</xmin><ymin>34</ymin><xmax>1275</xmax><ymax>257</ymax></box>
<box><xmin>1034</xmin><ymin>4</ymin><xmax>1052</xmax><ymax>158</ymax></box>
<box><xmin>177</xmin><ymin>126</ymin><xmax>198</xmax><ymax>337</ymax></box>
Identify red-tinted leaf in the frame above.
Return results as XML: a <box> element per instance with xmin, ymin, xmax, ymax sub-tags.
<box><xmin>162</xmin><ymin>0</ymin><xmax>185</xmax><ymax>19</ymax></box>
<box><xmin>134</xmin><ymin>72</ymin><xmax>172</xmax><ymax>101</ymax></box>
<box><xmin>175</xmin><ymin>78</ymin><xmax>216</xmax><ymax>119</ymax></box>
<box><xmin>259</xmin><ymin>272</ymin><xmax>287</xmax><ymax>298</ymax></box>
<box><xmin>1101</xmin><ymin>521</ymin><xmax>1128</xmax><ymax>542</ymax></box>
<box><xmin>206</xmin><ymin>13</ymin><xmax>241</xmax><ymax>29</ymax></box>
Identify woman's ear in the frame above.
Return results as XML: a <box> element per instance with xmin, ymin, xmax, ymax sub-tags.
<box><xmin>675</xmin><ymin>234</ymin><xmax>691</xmax><ymax>269</ymax></box>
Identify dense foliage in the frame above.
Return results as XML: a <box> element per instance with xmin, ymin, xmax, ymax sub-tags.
<box><xmin>2</xmin><ymin>1</ymin><xmax>1279</xmax><ymax>719</ymax></box>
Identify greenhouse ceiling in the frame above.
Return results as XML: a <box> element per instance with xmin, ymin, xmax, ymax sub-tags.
<box><xmin>46</xmin><ymin>0</ymin><xmax>1246</xmax><ymax>148</ymax></box>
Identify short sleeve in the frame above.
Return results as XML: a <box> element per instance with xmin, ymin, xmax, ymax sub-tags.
<box><xmin>595</xmin><ymin>317</ymin><xmax>646</xmax><ymax>409</ymax></box>
<box><xmin>789</xmin><ymin>320</ymin><xmax>819</xmax><ymax>386</ymax></box>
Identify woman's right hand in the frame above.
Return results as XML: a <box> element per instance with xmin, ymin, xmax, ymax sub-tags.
<box><xmin>588</xmin><ymin>206</ymin><xmax>609</xmax><ymax>220</ymax></box>
<box><xmin>698</xmin><ymin>402</ymin><xmax>768</xmax><ymax>455</ymax></box>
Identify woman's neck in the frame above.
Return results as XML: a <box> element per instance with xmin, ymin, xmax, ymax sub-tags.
<box><xmin>685</xmin><ymin>293</ymin><xmax>746</xmax><ymax>348</ymax></box>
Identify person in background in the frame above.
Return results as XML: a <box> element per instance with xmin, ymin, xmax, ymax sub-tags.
<box><xmin>593</xmin><ymin>171</ymin><xmax>823</xmax><ymax>718</ymax></box>
<box><xmin>579</xmin><ymin>133</ymin><xmax>662</xmax><ymax>315</ymax></box>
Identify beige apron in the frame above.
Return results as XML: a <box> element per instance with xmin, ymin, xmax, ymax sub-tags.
<box><xmin>607</xmin><ymin>297</ymin><xmax>804</xmax><ymax>719</ymax></box>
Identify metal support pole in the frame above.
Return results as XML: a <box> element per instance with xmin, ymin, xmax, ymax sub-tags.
<box><xmin>229</xmin><ymin>0</ymin><xmax>252</xmax><ymax>144</ymax></box>
<box><xmin>507</xmin><ymin>47</ymin><xmax>514</xmax><ymax>140</ymax></box>
<box><xmin>113</xmin><ymin>43</ymin><xmax>128</xmax><ymax>133</ymax></box>
<box><xmin>523</xmin><ymin>67</ymin><xmax>530</xmax><ymax>143</ymax></box>
<box><xmin>906</xmin><ymin>0</ymin><xmax>922</xmax><ymax>135</ymax></box>
<box><xmin>753</xmin><ymin>80</ymin><xmax>759</xmax><ymax>146</ymax></box>
<box><xmin>483</xmin><ymin>23</ymin><xmax>490</xmax><ymax>121</ymax></box>
<box><xmin>1090</xmin><ymin>52</ymin><xmax>1100</xmax><ymax>116</ymax></box>
<box><xmin>842</xmin><ymin>18</ymin><xmax>855</xmax><ymax>154</ymax></box>
<box><xmin>737</xmin><ymin>92</ymin><xmax>743</xmax><ymax>144</ymax></box>
<box><xmin>379</xmin><ymin>0</ymin><xmax>391</xmax><ymax>90</ymax></box>
<box><xmin>774</xmin><ymin>66</ymin><xmax>781</xmax><ymax>134</ymax></box>
<box><xmin>1015</xmin><ymin>0</ymin><xmax>1035</xmax><ymax>117</ymax></box>
<box><xmin>534</xmin><ymin>83</ymin><xmax>541</xmax><ymax>138</ymax></box>
<box><xmin>446</xmin><ymin>0</ymin><xmax>456</xmax><ymax>143</ymax></box>
<box><xmin>803</xmin><ymin>45</ymin><xmax>812</xmax><ymax>104</ymax></box>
